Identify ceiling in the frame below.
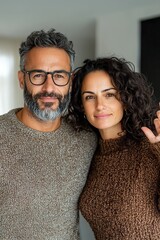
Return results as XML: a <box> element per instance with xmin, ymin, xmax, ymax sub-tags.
<box><xmin>0</xmin><ymin>0</ymin><xmax>157</xmax><ymax>40</ymax></box>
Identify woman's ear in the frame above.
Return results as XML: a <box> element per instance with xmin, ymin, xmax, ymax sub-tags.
<box><xmin>18</xmin><ymin>70</ymin><xmax>25</xmax><ymax>89</ymax></box>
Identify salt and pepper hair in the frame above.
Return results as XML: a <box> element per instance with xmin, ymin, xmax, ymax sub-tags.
<box><xmin>67</xmin><ymin>57</ymin><xmax>158</xmax><ymax>141</ymax></box>
<box><xmin>19</xmin><ymin>28</ymin><xmax>75</xmax><ymax>71</ymax></box>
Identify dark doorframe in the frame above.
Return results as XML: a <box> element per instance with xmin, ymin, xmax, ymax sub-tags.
<box><xmin>140</xmin><ymin>16</ymin><xmax>160</xmax><ymax>103</ymax></box>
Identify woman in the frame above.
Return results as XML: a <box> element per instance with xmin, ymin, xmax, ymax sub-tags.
<box><xmin>68</xmin><ymin>57</ymin><xmax>160</xmax><ymax>239</ymax></box>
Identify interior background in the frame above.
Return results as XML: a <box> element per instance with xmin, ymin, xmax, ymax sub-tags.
<box><xmin>0</xmin><ymin>0</ymin><xmax>160</xmax><ymax>239</ymax></box>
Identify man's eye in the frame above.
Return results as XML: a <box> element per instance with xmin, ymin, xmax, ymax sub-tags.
<box><xmin>35</xmin><ymin>74</ymin><xmax>42</xmax><ymax>78</ymax></box>
<box><xmin>32</xmin><ymin>73</ymin><xmax>44</xmax><ymax>78</ymax></box>
<box><xmin>54</xmin><ymin>73</ymin><xmax>65</xmax><ymax>79</ymax></box>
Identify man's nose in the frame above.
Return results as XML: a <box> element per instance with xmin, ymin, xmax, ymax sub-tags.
<box><xmin>42</xmin><ymin>73</ymin><xmax>56</xmax><ymax>92</ymax></box>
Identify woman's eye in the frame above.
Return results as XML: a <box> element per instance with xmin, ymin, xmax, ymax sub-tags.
<box><xmin>85</xmin><ymin>95</ymin><xmax>94</xmax><ymax>100</ymax></box>
<box><xmin>106</xmin><ymin>92</ymin><xmax>116</xmax><ymax>98</ymax></box>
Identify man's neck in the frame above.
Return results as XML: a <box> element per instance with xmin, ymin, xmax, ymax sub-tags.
<box><xmin>16</xmin><ymin>107</ymin><xmax>61</xmax><ymax>132</ymax></box>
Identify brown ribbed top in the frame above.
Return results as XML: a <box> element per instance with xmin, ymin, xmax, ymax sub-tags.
<box><xmin>79</xmin><ymin>136</ymin><xmax>160</xmax><ymax>240</ymax></box>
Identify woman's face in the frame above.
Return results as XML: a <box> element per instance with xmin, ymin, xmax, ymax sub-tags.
<box><xmin>81</xmin><ymin>70</ymin><xmax>124</xmax><ymax>139</ymax></box>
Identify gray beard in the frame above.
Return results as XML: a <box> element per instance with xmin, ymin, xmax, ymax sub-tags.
<box><xmin>23</xmin><ymin>84</ymin><xmax>70</xmax><ymax>121</ymax></box>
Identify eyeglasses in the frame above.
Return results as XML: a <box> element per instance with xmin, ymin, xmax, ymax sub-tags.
<box><xmin>22</xmin><ymin>69</ymin><xmax>72</xmax><ymax>86</ymax></box>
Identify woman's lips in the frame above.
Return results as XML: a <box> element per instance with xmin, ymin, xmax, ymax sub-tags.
<box><xmin>95</xmin><ymin>113</ymin><xmax>112</xmax><ymax>119</ymax></box>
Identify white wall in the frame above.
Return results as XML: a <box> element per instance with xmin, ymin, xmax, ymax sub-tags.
<box><xmin>96</xmin><ymin>3</ymin><xmax>160</xmax><ymax>71</ymax></box>
<box><xmin>80</xmin><ymin>212</ymin><xmax>95</xmax><ymax>240</ymax></box>
<box><xmin>70</xmin><ymin>21</ymin><xmax>96</xmax><ymax>67</ymax></box>
<box><xmin>0</xmin><ymin>38</ymin><xmax>23</xmax><ymax>114</ymax></box>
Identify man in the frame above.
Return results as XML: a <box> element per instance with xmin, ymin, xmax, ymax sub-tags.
<box><xmin>0</xmin><ymin>29</ymin><xmax>97</xmax><ymax>240</ymax></box>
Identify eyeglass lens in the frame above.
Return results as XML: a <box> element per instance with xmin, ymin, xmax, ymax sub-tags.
<box><xmin>29</xmin><ymin>71</ymin><xmax>70</xmax><ymax>86</ymax></box>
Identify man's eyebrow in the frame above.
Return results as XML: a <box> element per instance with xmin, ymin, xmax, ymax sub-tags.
<box><xmin>82</xmin><ymin>87</ymin><xmax>115</xmax><ymax>95</ymax></box>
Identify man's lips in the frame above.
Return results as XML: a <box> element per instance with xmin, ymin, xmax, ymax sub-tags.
<box><xmin>39</xmin><ymin>96</ymin><xmax>58</xmax><ymax>103</ymax></box>
<box><xmin>34</xmin><ymin>91</ymin><xmax>62</xmax><ymax>102</ymax></box>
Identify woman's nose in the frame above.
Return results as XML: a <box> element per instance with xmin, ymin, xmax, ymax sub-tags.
<box><xmin>96</xmin><ymin>97</ymin><xmax>105</xmax><ymax>111</ymax></box>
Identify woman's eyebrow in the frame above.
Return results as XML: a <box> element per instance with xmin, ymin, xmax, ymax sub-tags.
<box><xmin>82</xmin><ymin>88</ymin><xmax>116</xmax><ymax>95</ymax></box>
<box><xmin>81</xmin><ymin>91</ymin><xmax>94</xmax><ymax>95</ymax></box>
<box><xmin>102</xmin><ymin>87</ymin><xmax>115</xmax><ymax>93</ymax></box>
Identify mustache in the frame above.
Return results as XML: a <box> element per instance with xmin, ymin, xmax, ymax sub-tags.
<box><xmin>33</xmin><ymin>91</ymin><xmax>63</xmax><ymax>101</ymax></box>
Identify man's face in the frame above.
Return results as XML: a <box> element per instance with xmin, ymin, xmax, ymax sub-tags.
<box><xmin>18</xmin><ymin>47</ymin><xmax>72</xmax><ymax>121</ymax></box>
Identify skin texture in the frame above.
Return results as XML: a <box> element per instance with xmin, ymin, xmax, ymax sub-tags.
<box><xmin>17</xmin><ymin>47</ymin><xmax>71</xmax><ymax>132</ymax></box>
<box><xmin>81</xmin><ymin>70</ymin><xmax>124</xmax><ymax>140</ymax></box>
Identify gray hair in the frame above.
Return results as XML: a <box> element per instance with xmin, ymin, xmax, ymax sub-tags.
<box><xmin>19</xmin><ymin>28</ymin><xmax>75</xmax><ymax>71</ymax></box>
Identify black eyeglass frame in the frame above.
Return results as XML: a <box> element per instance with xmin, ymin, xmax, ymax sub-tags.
<box><xmin>22</xmin><ymin>69</ymin><xmax>72</xmax><ymax>86</ymax></box>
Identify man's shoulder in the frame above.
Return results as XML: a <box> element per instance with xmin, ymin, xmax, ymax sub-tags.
<box><xmin>61</xmin><ymin>118</ymin><xmax>98</xmax><ymax>155</ymax></box>
<box><xmin>0</xmin><ymin>109</ymin><xmax>17</xmax><ymax>130</ymax></box>
<box><xmin>62</xmin><ymin>118</ymin><xmax>98</xmax><ymax>143</ymax></box>
<box><xmin>0</xmin><ymin>111</ymin><xmax>10</xmax><ymax>124</ymax></box>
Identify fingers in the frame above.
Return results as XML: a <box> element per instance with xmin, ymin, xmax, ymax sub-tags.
<box><xmin>154</xmin><ymin>110</ymin><xmax>160</xmax><ymax>134</ymax></box>
<box><xmin>141</xmin><ymin>109</ymin><xmax>160</xmax><ymax>144</ymax></box>
<box><xmin>141</xmin><ymin>126</ymin><xmax>156</xmax><ymax>143</ymax></box>
<box><xmin>156</xmin><ymin>110</ymin><xmax>160</xmax><ymax>118</ymax></box>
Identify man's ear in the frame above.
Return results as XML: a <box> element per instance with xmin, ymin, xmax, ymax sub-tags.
<box><xmin>18</xmin><ymin>70</ymin><xmax>25</xmax><ymax>89</ymax></box>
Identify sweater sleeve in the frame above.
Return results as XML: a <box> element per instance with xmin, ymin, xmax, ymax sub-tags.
<box><xmin>149</xmin><ymin>142</ymin><xmax>160</xmax><ymax>211</ymax></box>
<box><xmin>153</xmin><ymin>142</ymin><xmax>160</xmax><ymax>156</ymax></box>
<box><xmin>154</xmin><ymin>143</ymin><xmax>160</xmax><ymax>211</ymax></box>
<box><xmin>158</xmin><ymin>189</ymin><xmax>160</xmax><ymax>211</ymax></box>
<box><xmin>149</xmin><ymin>142</ymin><xmax>160</xmax><ymax>161</ymax></box>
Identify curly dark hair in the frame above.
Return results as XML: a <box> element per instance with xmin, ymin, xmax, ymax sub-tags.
<box><xmin>67</xmin><ymin>57</ymin><xmax>158</xmax><ymax>141</ymax></box>
<box><xmin>19</xmin><ymin>28</ymin><xmax>75</xmax><ymax>71</ymax></box>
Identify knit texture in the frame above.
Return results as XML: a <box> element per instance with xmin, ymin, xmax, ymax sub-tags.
<box><xmin>79</xmin><ymin>136</ymin><xmax>160</xmax><ymax>240</ymax></box>
<box><xmin>0</xmin><ymin>109</ymin><xmax>97</xmax><ymax>240</ymax></box>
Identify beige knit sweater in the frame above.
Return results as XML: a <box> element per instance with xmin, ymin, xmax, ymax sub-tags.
<box><xmin>0</xmin><ymin>109</ymin><xmax>97</xmax><ymax>240</ymax></box>
<box><xmin>79</xmin><ymin>136</ymin><xmax>160</xmax><ymax>240</ymax></box>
